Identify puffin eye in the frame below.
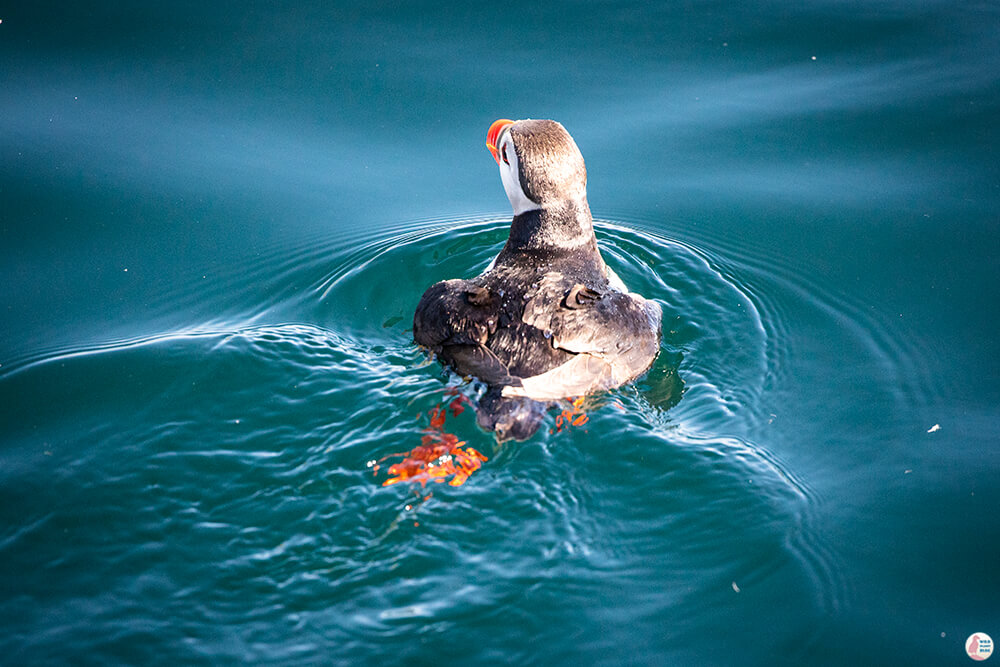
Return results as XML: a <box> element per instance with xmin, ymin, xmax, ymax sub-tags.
<box><xmin>501</xmin><ymin>142</ymin><xmax>509</xmax><ymax>165</ymax></box>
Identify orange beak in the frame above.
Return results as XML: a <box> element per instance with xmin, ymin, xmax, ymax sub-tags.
<box><xmin>486</xmin><ymin>118</ymin><xmax>514</xmax><ymax>165</ymax></box>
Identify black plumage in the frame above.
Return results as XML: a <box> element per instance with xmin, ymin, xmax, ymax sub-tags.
<box><xmin>414</xmin><ymin>119</ymin><xmax>661</xmax><ymax>440</ymax></box>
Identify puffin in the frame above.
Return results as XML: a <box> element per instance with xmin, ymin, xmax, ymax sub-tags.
<box><xmin>413</xmin><ymin>118</ymin><xmax>661</xmax><ymax>440</ymax></box>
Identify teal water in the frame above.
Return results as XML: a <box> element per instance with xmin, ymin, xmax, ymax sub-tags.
<box><xmin>2</xmin><ymin>2</ymin><xmax>998</xmax><ymax>664</ymax></box>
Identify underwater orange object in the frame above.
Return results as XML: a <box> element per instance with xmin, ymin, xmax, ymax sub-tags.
<box><xmin>379</xmin><ymin>397</ymin><xmax>487</xmax><ymax>487</ymax></box>
<box><xmin>428</xmin><ymin>406</ymin><xmax>447</xmax><ymax>429</ymax></box>
<box><xmin>443</xmin><ymin>386</ymin><xmax>471</xmax><ymax>416</ymax></box>
<box><xmin>378</xmin><ymin>391</ymin><xmax>587</xmax><ymax>486</ymax></box>
<box><xmin>552</xmin><ymin>396</ymin><xmax>589</xmax><ymax>434</ymax></box>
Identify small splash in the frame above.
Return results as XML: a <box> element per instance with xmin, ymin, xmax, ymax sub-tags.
<box><xmin>374</xmin><ymin>392</ymin><xmax>487</xmax><ymax>487</ymax></box>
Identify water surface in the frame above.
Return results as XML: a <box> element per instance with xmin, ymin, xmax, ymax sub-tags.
<box><xmin>2</xmin><ymin>2</ymin><xmax>998</xmax><ymax>664</ymax></box>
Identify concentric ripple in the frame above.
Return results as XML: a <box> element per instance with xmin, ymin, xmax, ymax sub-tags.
<box><xmin>0</xmin><ymin>214</ymin><xmax>937</xmax><ymax>662</ymax></box>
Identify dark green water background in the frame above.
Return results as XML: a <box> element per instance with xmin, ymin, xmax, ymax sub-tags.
<box><xmin>2</xmin><ymin>2</ymin><xmax>998</xmax><ymax>664</ymax></box>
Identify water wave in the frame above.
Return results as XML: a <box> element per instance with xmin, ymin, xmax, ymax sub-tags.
<box><xmin>2</xmin><ymin>214</ymin><xmax>938</xmax><ymax>661</ymax></box>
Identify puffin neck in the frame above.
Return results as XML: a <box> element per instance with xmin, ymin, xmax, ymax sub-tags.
<box><xmin>501</xmin><ymin>200</ymin><xmax>597</xmax><ymax>253</ymax></box>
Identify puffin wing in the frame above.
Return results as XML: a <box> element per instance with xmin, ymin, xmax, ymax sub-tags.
<box><xmin>413</xmin><ymin>279</ymin><xmax>498</xmax><ymax>348</ymax></box>
<box><xmin>551</xmin><ymin>287</ymin><xmax>661</xmax><ymax>366</ymax></box>
<box><xmin>413</xmin><ymin>279</ymin><xmax>523</xmax><ymax>385</ymax></box>
<box><xmin>507</xmin><ymin>274</ymin><xmax>661</xmax><ymax>398</ymax></box>
<box><xmin>438</xmin><ymin>343</ymin><xmax>521</xmax><ymax>387</ymax></box>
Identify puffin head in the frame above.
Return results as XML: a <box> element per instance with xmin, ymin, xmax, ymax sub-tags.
<box><xmin>486</xmin><ymin>118</ymin><xmax>588</xmax><ymax>216</ymax></box>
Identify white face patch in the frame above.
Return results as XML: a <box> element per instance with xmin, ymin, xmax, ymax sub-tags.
<box><xmin>497</xmin><ymin>129</ymin><xmax>541</xmax><ymax>216</ymax></box>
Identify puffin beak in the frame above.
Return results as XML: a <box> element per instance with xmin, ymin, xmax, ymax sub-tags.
<box><xmin>486</xmin><ymin>118</ymin><xmax>514</xmax><ymax>165</ymax></box>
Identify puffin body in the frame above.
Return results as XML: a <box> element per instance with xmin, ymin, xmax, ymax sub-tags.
<box><xmin>413</xmin><ymin>119</ymin><xmax>661</xmax><ymax>440</ymax></box>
